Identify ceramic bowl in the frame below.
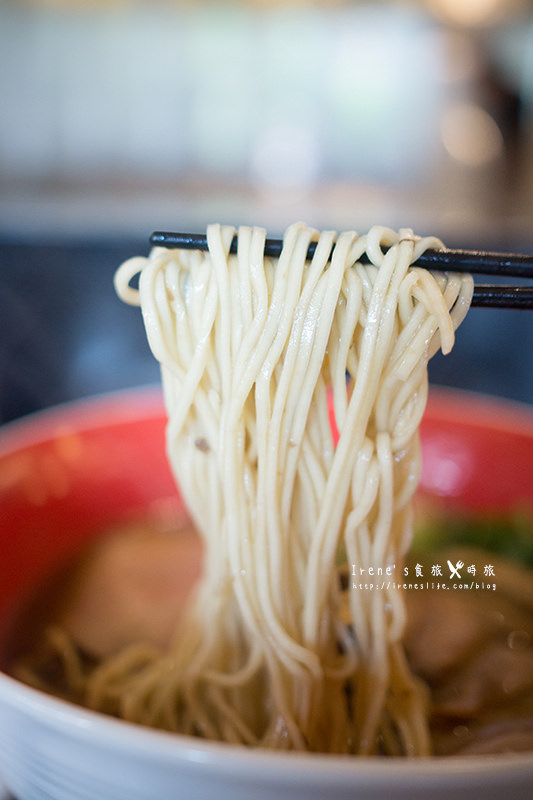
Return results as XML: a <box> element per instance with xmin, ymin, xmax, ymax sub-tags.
<box><xmin>0</xmin><ymin>387</ymin><xmax>532</xmax><ymax>800</ymax></box>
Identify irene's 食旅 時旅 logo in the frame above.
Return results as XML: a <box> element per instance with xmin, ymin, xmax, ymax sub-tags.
<box><xmin>350</xmin><ymin>557</ymin><xmax>497</xmax><ymax>592</ymax></box>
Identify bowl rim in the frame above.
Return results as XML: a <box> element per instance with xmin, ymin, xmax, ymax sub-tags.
<box><xmin>0</xmin><ymin>384</ymin><xmax>166</xmax><ymax>457</ymax></box>
<box><xmin>419</xmin><ymin>385</ymin><xmax>533</xmax><ymax>437</ymax></box>
<box><xmin>0</xmin><ymin>384</ymin><xmax>532</xmax><ymax>451</ymax></box>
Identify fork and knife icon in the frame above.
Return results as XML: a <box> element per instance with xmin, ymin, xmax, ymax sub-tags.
<box><xmin>447</xmin><ymin>559</ymin><xmax>464</xmax><ymax>579</ymax></box>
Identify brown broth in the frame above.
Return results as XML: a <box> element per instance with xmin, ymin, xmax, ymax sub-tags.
<box><xmin>7</xmin><ymin>524</ymin><xmax>533</xmax><ymax>756</ymax></box>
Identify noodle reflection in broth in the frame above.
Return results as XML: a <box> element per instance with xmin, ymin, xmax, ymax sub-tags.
<box><xmin>72</xmin><ymin>225</ymin><xmax>475</xmax><ymax>753</ymax></box>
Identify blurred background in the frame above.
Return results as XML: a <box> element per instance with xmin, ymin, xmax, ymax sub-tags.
<box><xmin>0</xmin><ymin>0</ymin><xmax>532</xmax><ymax>423</ymax></box>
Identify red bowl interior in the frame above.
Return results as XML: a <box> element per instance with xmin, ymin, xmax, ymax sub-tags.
<box><xmin>419</xmin><ymin>389</ymin><xmax>533</xmax><ymax>511</ymax></box>
<box><xmin>0</xmin><ymin>387</ymin><xmax>532</xmax><ymax>645</ymax></box>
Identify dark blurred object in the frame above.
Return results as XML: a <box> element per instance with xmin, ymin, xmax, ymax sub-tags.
<box><xmin>0</xmin><ymin>236</ymin><xmax>531</xmax><ymax>426</ymax></box>
<box><xmin>0</xmin><ymin>237</ymin><xmax>158</xmax><ymax>425</ymax></box>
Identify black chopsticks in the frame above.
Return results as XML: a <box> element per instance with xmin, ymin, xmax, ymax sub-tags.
<box><xmin>150</xmin><ymin>231</ymin><xmax>533</xmax><ymax>309</ymax></box>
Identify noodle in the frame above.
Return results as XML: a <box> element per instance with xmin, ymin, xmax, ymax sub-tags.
<box><xmin>73</xmin><ymin>224</ymin><xmax>475</xmax><ymax>753</ymax></box>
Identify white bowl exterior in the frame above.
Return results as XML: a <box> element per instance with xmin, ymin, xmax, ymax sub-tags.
<box><xmin>1</xmin><ymin>672</ymin><xmax>533</xmax><ymax>800</ymax></box>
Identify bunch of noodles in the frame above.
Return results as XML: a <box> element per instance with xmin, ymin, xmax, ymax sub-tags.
<box><xmin>79</xmin><ymin>224</ymin><xmax>472</xmax><ymax>755</ymax></box>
